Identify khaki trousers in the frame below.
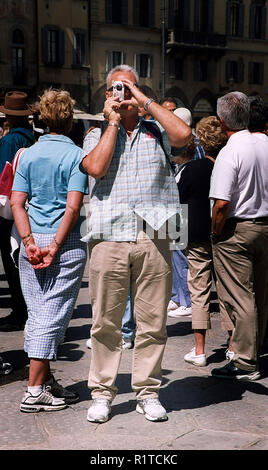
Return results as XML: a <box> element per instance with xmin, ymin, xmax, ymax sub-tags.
<box><xmin>88</xmin><ymin>234</ymin><xmax>172</xmax><ymax>401</ymax></box>
<box><xmin>187</xmin><ymin>241</ymin><xmax>233</xmax><ymax>331</ymax></box>
<box><xmin>212</xmin><ymin>218</ymin><xmax>268</xmax><ymax>371</ymax></box>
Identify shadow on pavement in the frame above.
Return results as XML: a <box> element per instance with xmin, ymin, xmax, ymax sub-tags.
<box><xmin>167</xmin><ymin>321</ymin><xmax>192</xmax><ymax>338</ymax></box>
<box><xmin>57</xmin><ymin>342</ymin><xmax>85</xmax><ymax>361</ymax></box>
<box><xmin>72</xmin><ymin>303</ymin><xmax>92</xmax><ymax>319</ymax></box>
<box><xmin>160</xmin><ymin>374</ymin><xmax>268</xmax><ymax>413</ymax></box>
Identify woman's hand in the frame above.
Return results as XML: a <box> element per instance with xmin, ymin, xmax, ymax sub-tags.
<box><xmin>25</xmin><ymin>244</ymin><xmax>43</xmax><ymax>266</ymax></box>
<box><xmin>31</xmin><ymin>245</ymin><xmax>58</xmax><ymax>270</ymax></box>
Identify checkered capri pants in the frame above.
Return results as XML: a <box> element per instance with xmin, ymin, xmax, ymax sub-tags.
<box><xmin>19</xmin><ymin>232</ymin><xmax>87</xmax><ymax>360</ymax></box>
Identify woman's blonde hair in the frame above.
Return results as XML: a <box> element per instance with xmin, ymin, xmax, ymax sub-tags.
<box><xmin>39</xmin><ymin>88</ymin><xmax>75</xmax><ymax>133</ymax></box>
<box><xmin>196</xmin><ymin>116</ymin><xmax>227</xmax><ymax>158</ymax></box>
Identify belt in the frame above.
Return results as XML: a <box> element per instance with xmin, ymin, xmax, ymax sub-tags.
<box><xmin>230</xmin><ymin>217</ymin><xmax>268</xmax><ymax>223</ymax></box>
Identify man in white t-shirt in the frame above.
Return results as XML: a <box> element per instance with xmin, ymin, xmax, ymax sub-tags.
<box><xmin>209</xmin><ymin>91</ymin><xmax>268</xmax><ymax>381</ymax></box>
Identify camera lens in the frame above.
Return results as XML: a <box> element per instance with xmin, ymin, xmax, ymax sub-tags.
<box><xmin>116</xmin><ymin>84</ymin><xmax>122</xmax><ymax>90</ymax></box>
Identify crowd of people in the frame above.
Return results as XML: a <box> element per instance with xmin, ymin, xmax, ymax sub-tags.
<box><xmin>0</xmin><ymin>64</ymin><xmax>267</xmax><ymax>423</ymax></box>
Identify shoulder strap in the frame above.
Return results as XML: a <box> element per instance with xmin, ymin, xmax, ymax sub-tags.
<box><xmin>142</xmin><ymin>120</ymin><xmax>176</xmax><ymax>173</ymax></box>
<box><xmin>12</xmin><ymin>147</ymin><xmax>27</xmax><ymax>174</ymax></box>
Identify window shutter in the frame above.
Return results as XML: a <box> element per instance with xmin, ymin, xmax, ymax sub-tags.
<box><xmin>58</xmin><ymin>29</ymin><xmax>65</xmax><ymax>66</ymax></box>
<box><xmin>106</xmin><ymin>50</ymin><xmax>112</xmax><ymax>72</ymax></box>
<box><xmin>226</xmin><ymin>60</ymin><xmax>231</xmax><ymax>82</ymax></box>
<box><xmin>183</xmin><ymin>0</ymin><xmax>191</xmax><ymax>31</ymax></box>
<box><xmin>208</xmin><ymin>0</ymin><xmax>214</xmax><ymax>33</ymax></box>
<box><xmin>194</xmin><ymin>60</ymin><xmax>200</xmax><ymax>81</ymax></box>
<box><xmin>169</xmin><ymin>56</ymin><xmax>176</xmax><ymax>78</ymax></box>
<box><xmin>148</xmin><ymin>0</ymin><xmax>155</xmax><ymax>27</ymax></box>
<box><xmin>121</xmin><ymin>0</ymin><xmax>128</xmax><ymax>25</ymax></box>
<box><xmin>259</xmin><ymin>62</ymin><xmax>264</xmax><ymax>84</ymax></box>
<box><xmin>134</xmin><ymin>53</ymin><xmax>140</xmax><ymax>74</ymax></box>
<box><xmin>168</xmin><ymin>0</ymin><xmax>175</xmax><ymax>28</ymax></box>
<box><xmin>249</xmin><ymin>3</ymin><xmax>255</xmax><ymax>38</ymax></box>
<box><xmin>226</xmin><ymin>1</ymin><xmax>231</xmax><ymax>36</ymax></box>
<box><xmin>261</xmin><ymin>6</ymin><xmax>266</xmax><ymax>39</ymax></box>
<box><xmin>194</xmin><ymin>0</ymin><xmax>200</xmax><ymax>32</ymax></box>
<box><xmin>42</xmin><ymin>27</ymin><xmax>49</xmax><ymax>65</ymax></box>
<box><xmin>133</xmin><ymin>0</ymin><xmax>139</xmax><ymax>26</ymax></box>
<box><xmin>248</xmin><ymin>62</ymin><xmax>254</xmax><ymax>84</ymax></box>
<box><xmin>149</xmin><ymin>54</ymin><xmax>154</xmax><ymax>78</ymax></box>
<box><xmin>106</xmin><ymin>0</ymin><xmax>113</xmax><ymax>24</ymax></box>
<box><xmin>238</xmin><ymin>58</ymin><xmax>244</xmax><ymax>83</ymax></box>
<box><xmin>238</xmin><ymin>3</ymin><xmax>245</xmax><ymax>37</ymax></box>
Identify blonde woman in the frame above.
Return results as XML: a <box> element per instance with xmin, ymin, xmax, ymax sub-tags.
<box><xmin>11</xmin><ymin>89</ymin><xmax>88</xmax><ymax>412</ymax></box>
<box><xmin>177</xmin><ymin>117</ymin><xmax>231</xmax><ymax>366</ymax></box>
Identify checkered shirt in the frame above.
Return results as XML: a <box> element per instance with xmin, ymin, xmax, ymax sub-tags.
<box><xmin>81</xmin><ymin>120</ymin><xmax>180</xmax><ymax>241</ymax></box>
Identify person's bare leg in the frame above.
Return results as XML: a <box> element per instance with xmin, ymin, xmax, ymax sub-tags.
<box><xmin>194</xmin><ymin>330</ymin><xmax>206</xmax><ymax>355</ymax></box>
<box><xmin>28</xmin><ymin>358</ymin><xmax>51</xmax><ymax>386</ymax></box>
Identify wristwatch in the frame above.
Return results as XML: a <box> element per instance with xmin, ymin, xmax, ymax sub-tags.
<box><xmin>144</xmin><ymin>98</ymin><xmax>155</xmax><ymax>112</ymax></box>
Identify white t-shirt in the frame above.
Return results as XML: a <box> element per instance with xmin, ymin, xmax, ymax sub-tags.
<box><xmin>209</xmin><ymin>130</ymin><xmax>268</xmax><ymax>219</ymax></box>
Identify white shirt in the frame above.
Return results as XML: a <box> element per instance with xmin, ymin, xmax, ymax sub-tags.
<box><xmin>209</xmin><ymin>130</ymin><xmax>268</xmax><ymax>219</ymax></box>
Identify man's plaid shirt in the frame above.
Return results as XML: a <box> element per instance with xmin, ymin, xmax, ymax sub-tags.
<box><xmin>81</xmin><ymin>120</ymin><xmax>180</xmax><ymax>242</ymax></box>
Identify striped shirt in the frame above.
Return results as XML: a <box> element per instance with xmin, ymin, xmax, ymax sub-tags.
<box><xmin>81</xmin><ymin>120</ymin><xmax>180</xmax><ymax>242</ymax></box>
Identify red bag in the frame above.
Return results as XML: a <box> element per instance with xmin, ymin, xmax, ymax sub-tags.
<box><xmin>0</xmin><ymin>161</ymin><xmax>14</xmax><ymax>198</ymax></box>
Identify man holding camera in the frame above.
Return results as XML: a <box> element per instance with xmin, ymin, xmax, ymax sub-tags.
<box><xmin>81</xmin><ymin>65</ymin><xmax>191</xmax><ymax>423</ymax></box>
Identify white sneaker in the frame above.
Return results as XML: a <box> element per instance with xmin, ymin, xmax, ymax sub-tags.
<box><xmin>167</xmin><ymin>300</ymin><xmax>180</xmax><ymax>312</ymax></box>
<box><xmin>122</xmin><ymin>338</ymin><xmax>134</xmax><ymax>350</ymax></box>
<box><xmin>87</xmin><ymin>398</ymin><xmax>112</xmax><ymax>423</ymax></box>
<box><xmin>184</xmin><ymin>347</ymin><xmax>207</xmax><ymax>366</ymax></box>
<box><xmin>20</xmin><ymin>385</ymin><xmax>67</xmax><ymax>413</ymax></box>
<box><xmin>168</xmin><ymin>306</ymin><xmax>192</xmax><ymax>318</ymax></box>
<box><xmin>86</xmin><ymin>338</ymin><xmax>92</xmax><ymax>349</ymax></box>
<box><xmin>225</xmin><ymin>349</ymin><xmax>235</xmax><ymax>361</ymax></box>
<box><xmin>136</xmin><ymin>398</ymin><xmax>168</xmax><ymax>421</ymax></box>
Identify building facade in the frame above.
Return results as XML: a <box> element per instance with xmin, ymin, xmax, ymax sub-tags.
<box><xmin>0</xmin><ymin>0</ymin><xmax>267</xmax><ymax>120</ymax></box>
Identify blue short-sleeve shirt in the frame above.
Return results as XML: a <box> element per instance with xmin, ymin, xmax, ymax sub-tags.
<box><xmin>12</xmin><ymin>134</ymin><xmax>88</xmax><ymax>233</ymax></box>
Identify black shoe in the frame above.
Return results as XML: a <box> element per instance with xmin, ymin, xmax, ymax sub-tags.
<box><xmin>0</xmin><ymin>356</ymin><xmax>13</xmax><ymax>375</ymax></box>
<box><xmin>211</xmin><ymin>361</ymin><xmax>261</xmax><ymax>381</ymax></box>
<box><xmin>0</xmin><ymin>313</ymin><xmax>26</xmax><ymax>331</ymax></box>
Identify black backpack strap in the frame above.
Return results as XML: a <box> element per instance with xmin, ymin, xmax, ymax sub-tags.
<box><xmin>141</xmin><ymin>120</ymin><xmax>176</xmax><ymax>173</ymax></box>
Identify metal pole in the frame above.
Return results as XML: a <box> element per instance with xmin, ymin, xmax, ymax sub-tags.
<box><xmin>161</xmin><ymin>0</ymin><xmax>166</xmax><ymax>98</ymax></box>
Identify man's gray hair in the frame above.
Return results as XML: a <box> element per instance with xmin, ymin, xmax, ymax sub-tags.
<box><xmin>106</xmin><ymin>64</ymin><xmax>139</xmax><ymax>88</ymax></box>
<box><xmin>217</xmin><ymin>91</ymin><xmax>250</xmax><ymax>130</ymax></box>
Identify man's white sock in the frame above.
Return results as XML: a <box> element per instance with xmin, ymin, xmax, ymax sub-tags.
<box><xmin>28</xmin><ymin>385</ymin><xmax>43</xmax><ymax>396</ymax></box>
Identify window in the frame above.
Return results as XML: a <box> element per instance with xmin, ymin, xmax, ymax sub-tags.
<box><xmin>248</xmin><ymin>62</ymin><xmax>264</xmax><ymax>84</ymax></box>
<box><xmin>169</xmin><ymin>57</ymin><xmax>185</xmax><ymax>80</ymax></box>
<box><xmin>133</xmin><ymin>0</ymin><xmax>155</xmax><ymax>28</ymax></box>
<box><xmin>194</xmin><ymin>59</ymin><xmax>208</xmax><ymax>81</ymax></box>
<box><xmin>195</xmin><ymin>0</ymin><xmax>214</xmax><ymax>33</ymax></box>
<box><xmin>73</xmin><ymin>30</ymin><xmax>86</xmax><ymax>66</ymax></box>
<box><xmin>249</xmin><ymin>1</ymin><xmax>266</xmax><ymax>39</ymax></box>
<box><xmin>226</xmin><ymin>1</ymin><xmax>244</xmax><ymax>37</ymax></box>
<box><xmin>226</xmin><ymin>59</ymin><xmax>244</xmax><ymax>83</ymax></box>
<box><xmin>42</xmin><ymin>26</ymin><xmax>65</xmax><ymax>66</ymax></box>
<box><xmin>170</xmin><ymin>0</ymin><xmax>190</xmax><ymax>30</ymax></box>
<box><xmin>106</xmin><ymin>0</ymin><xmax>128</xmax><ymax>25</ymax></box>
<box><xmin>12</xmin><ymin>29</ymin><xmax>25</xmax><ymax>85</ymax></box>
<box><xmin>134</xmin><ymin>54</ymin><xmax>153</xmax><ymax>78</ymax></box>
<box><xmin>106</xmin><ymin>51</ymin><xmax>125</xmax><ymax>72</ymax></box>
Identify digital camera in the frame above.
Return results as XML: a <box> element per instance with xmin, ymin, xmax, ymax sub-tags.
<box><xmin>112</xmin><ymin>80</ymin><xmax>124</xmax><ymax>102</ymax></box>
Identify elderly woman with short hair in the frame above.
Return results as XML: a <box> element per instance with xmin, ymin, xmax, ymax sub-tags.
<box><xmin>177</xmin><ymin>116</ymin><xmax>232</xmax><ymax>367</ymax></box>
<box><xmin>11</xmin><ymin>89</ymin><xmax>88</xmax><ymax>413</ymax></box>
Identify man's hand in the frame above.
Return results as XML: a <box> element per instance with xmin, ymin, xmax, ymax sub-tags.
<box><xmin>103</xmin><ymin>96</ymin><xmax>121</xmax><ymax>123</ymax></box>
<box><xmin>119</xmin><ymin>78</ymin><xmax>147</xmax><ymax>108</ymax></box>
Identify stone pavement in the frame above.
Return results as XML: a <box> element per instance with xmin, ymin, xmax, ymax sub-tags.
<box><xmin>0</xmin><ymin>254</ymin><xmax>268</xmax><ymax>453</ymax></box>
